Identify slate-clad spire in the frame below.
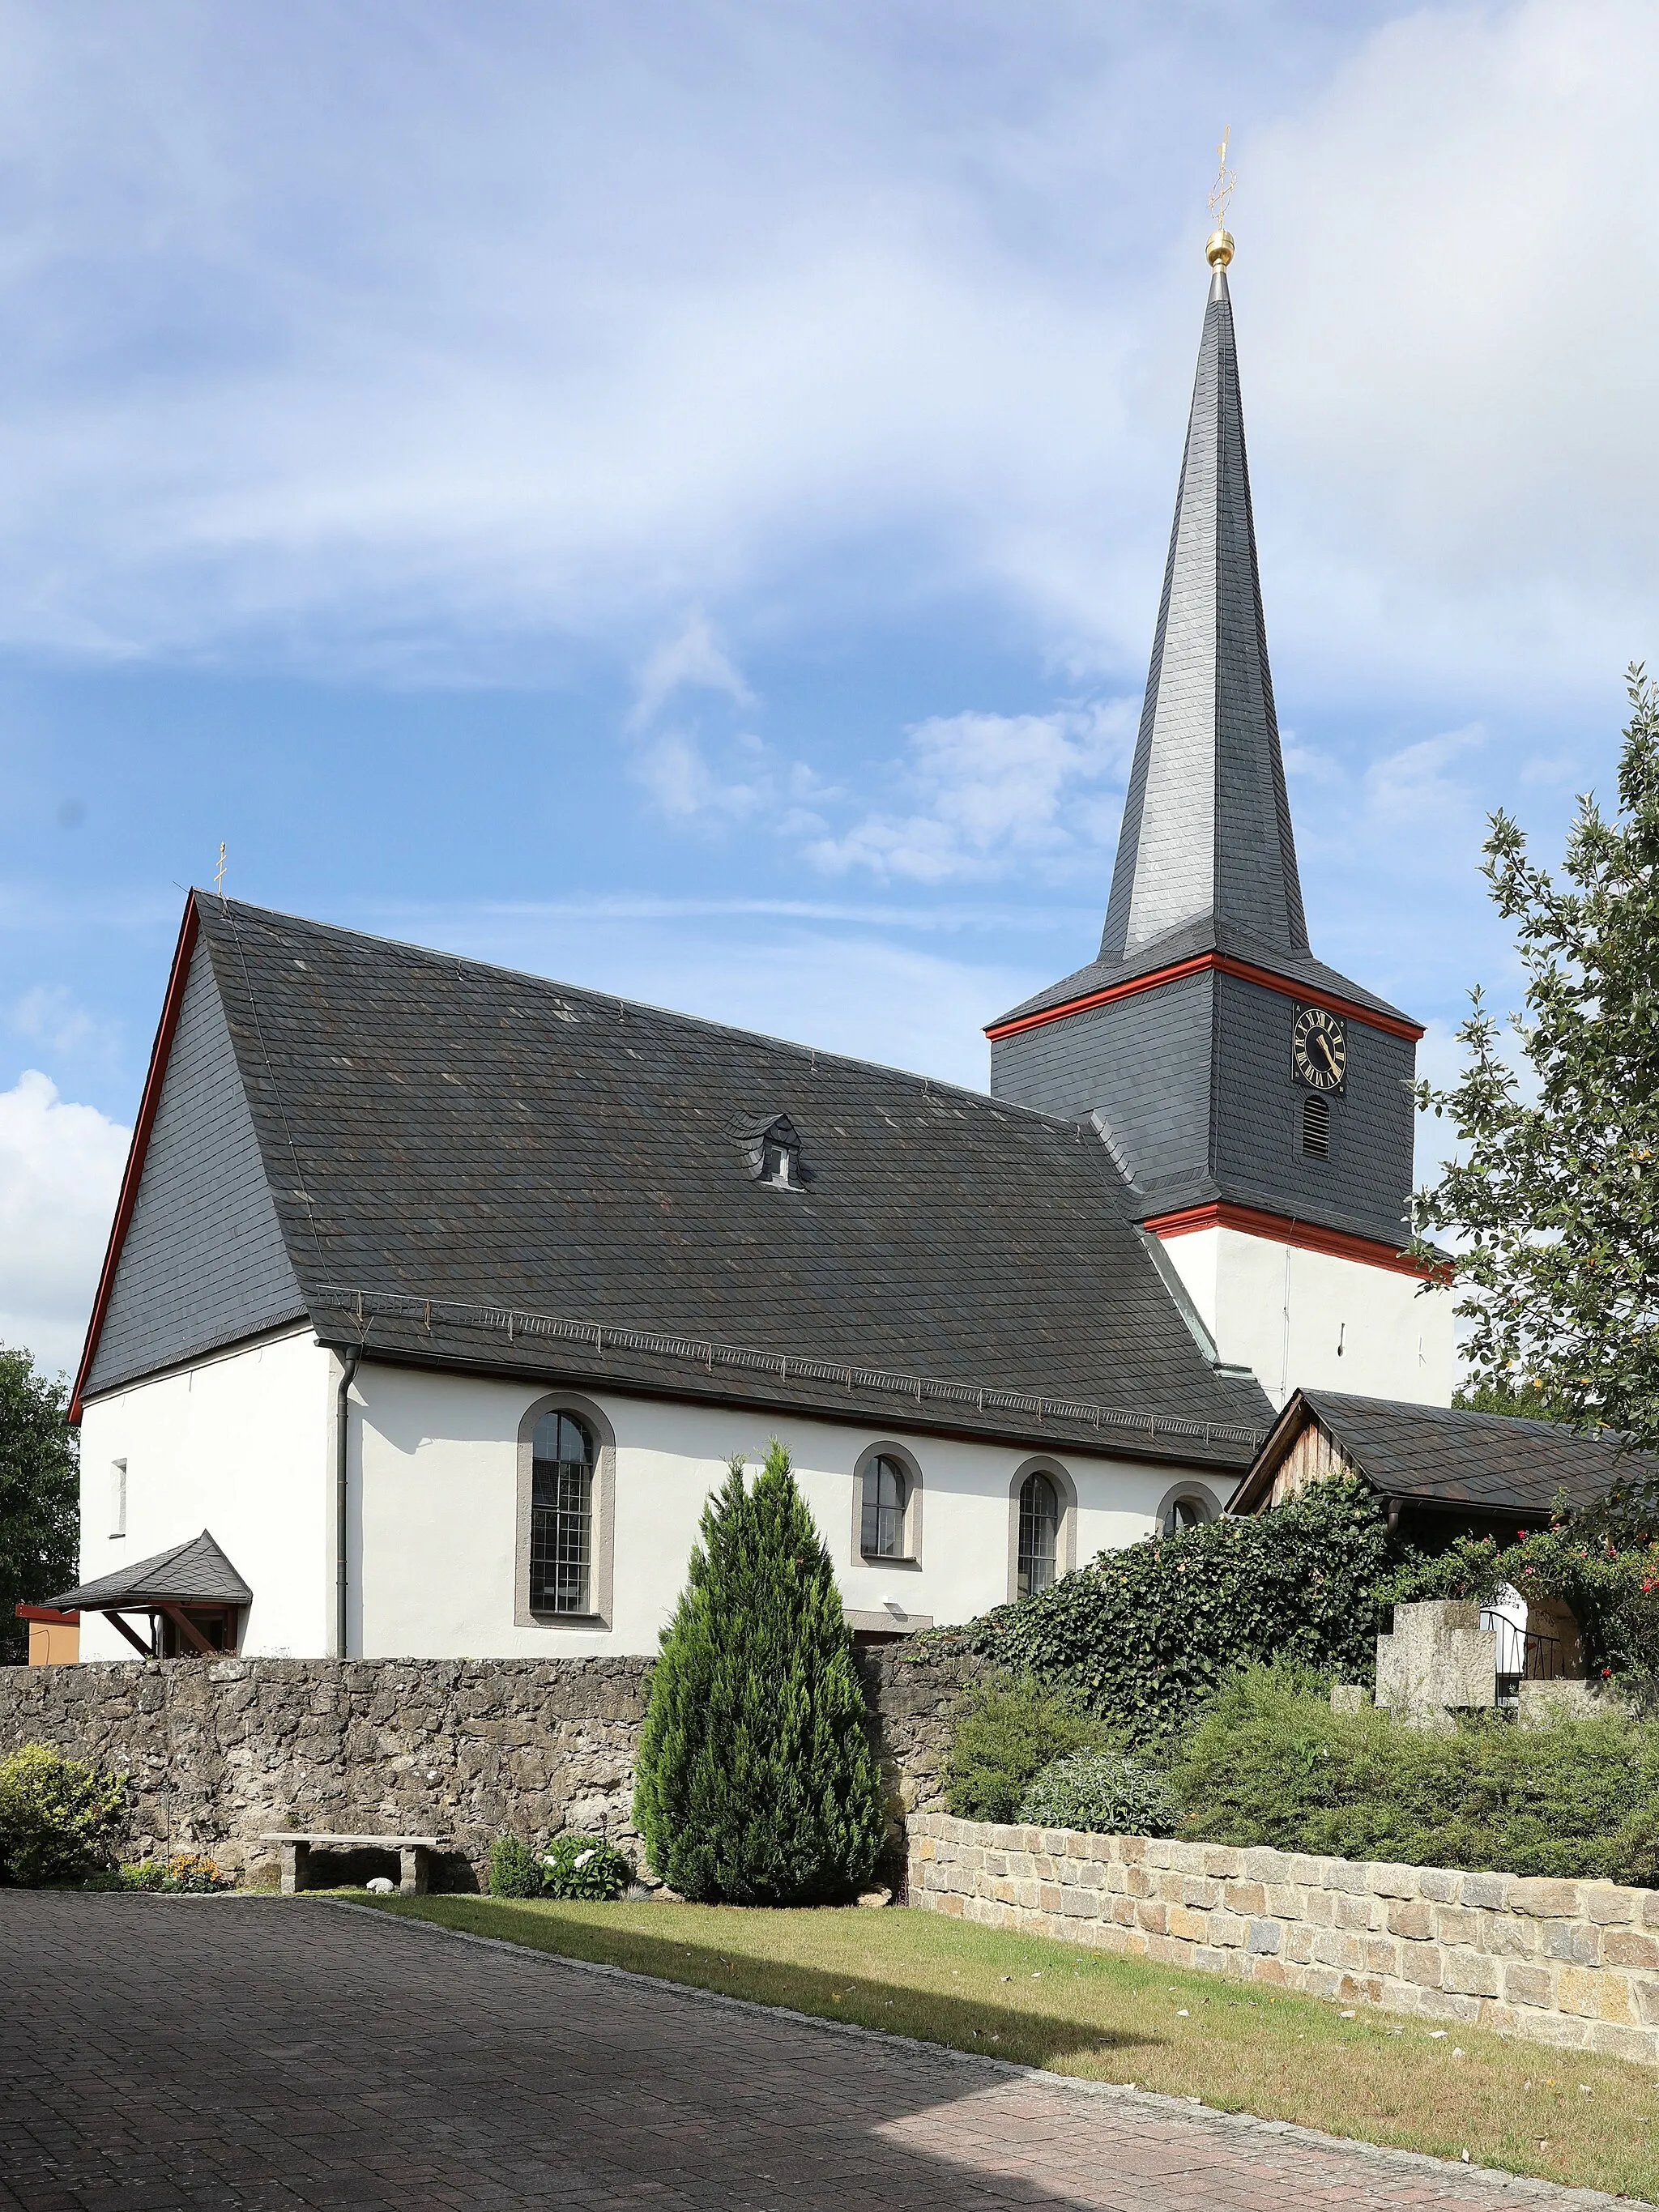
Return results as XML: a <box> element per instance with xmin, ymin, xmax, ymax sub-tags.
<box><xmin>1098</xmin><ymin>258</ymin><xmax>1307</xmax><ymax>965</ymax></box>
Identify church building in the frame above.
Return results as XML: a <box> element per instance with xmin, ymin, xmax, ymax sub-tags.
<box><xmin>58</xmin><ymin>232</ymin><xmax>1452</xmax><ymax>1665</ymax></box>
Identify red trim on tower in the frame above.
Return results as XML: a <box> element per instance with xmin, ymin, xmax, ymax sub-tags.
<box><xmin>70</xmin><ymin>896</ymin><xmax>202</xmax><ymax>1424</ymax></box>
<box><xmin>983</xmin><ymin>951</ymin><xmax>1425</xmax><ymax>1043</ymax></box>
<box><xmin>1143</xmin><ymin>1199</ymin><xmax>1448</xmax><ymax>1281</ymax></box>
<box><xmin>14</xmin><ymin>1604</ymin><xmax>79</xmax><ymax>1626</ymax></box>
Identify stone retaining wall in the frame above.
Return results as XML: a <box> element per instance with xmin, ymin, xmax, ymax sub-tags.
<box><xmin>0</xmin><ymin>1648</ymin><xmax>985</xmax><ymax>1888</ymax></box>
<box><xmin>909</xmin><ymin>1810</ymin><xmax>1659</xmax><ymax>2067</ymax></box>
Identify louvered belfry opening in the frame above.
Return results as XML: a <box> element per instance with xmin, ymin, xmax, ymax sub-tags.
<box><xmin>1301</xmin><ymin>1092</ymin><xmax>1331</xmax><ymax>1159</ymax></box>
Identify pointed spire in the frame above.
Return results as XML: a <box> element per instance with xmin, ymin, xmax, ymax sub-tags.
<box><xmin>1098</xmin><ymin>257</ymin><xmax>1307</xmax><ymax>966</ymax></box>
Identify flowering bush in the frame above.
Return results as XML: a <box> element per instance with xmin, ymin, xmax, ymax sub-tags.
<box><xmin>0</xmin><ymin>1744</ymin><xmax>126</xmax><ymax>1885</ymax></box>
<box><xmin>1383</xmin><ymin>1524</ymin><xmax>1659</xmax><ymax>1679</ymax></box>
<box><xmin>539</xmin><ymin>1835</ymin><xmax>632</xmax><ymax>1900</ymax></box>
<box><xmin>121</xmin><ymin>1852</ymin><xmax>232</xmax><ymax>1893</ymax></box>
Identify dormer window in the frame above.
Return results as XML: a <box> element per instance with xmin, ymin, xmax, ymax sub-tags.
<box><xmin>736</xmin><ymin>1112</ymin><xmax>804</xmax><ymax>1190</ymax></box>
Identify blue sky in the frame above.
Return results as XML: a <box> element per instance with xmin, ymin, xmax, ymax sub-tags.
<box><xmin>3</xmin><ymin>0</ymin><xmax>1654</xmax><ymax>1371</ymax></box>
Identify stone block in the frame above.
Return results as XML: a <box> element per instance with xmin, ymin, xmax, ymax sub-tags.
<box><xmin>1460</xmin><ymin>1872</ymin><xmax>1511</xmax><ymax>1912</ymax></box>
<box><xmin>1201</xmin><ymin>1845</ymin><xmax>1242</xmax><ymax>1878</ymax></box>
<box><xmin>1509</xmin><ymin>1877</ymin><xmax>1584</xmax><ymax>1920</ymax></box>
<box><xmin>1265</xmin><ymin>1883</ymin><xmax>1303</xmax><ymax>1920</ymax></box>
<box><xmin>1223</xmin><ymin>1881</ymin><xmax>1266</xmax><ymax>1916</ymax></box>
<box><xmin>1398</xmin><ymin>1943</ymin><xmax>1444</xmax><ymax>1988</ymax></box>
<box><xmin>1584</xmin><ymin>1885</ymin><xmax>1640</xmax><ymax>1927</ymax></box>
<box><xmin>1417</xmin><ymin>1866</ymin><xmax>1460</xmax><ymax>1904</ymax></box>
<box><xmin>1443</xmin><ymin>1950</ymin><xmax>1501</xmax><ymax>2000</ymax></box>
<box><xmin>1240</xmin><ymin>1847</ymin><xmax>1288</xmax><ymax>1883</ymax></box>
<box><xmin>1181</xmin><ymin>1875</ymin><xmax>1222</xmax><ymax>1909</ymax></box>
<box><xmin>1602</xmin><ymin>1929</ymin><xmax>1659</xmax><ymax>1973</ymax></box>
<box><xmin>1503</xmin><ymin>1961</ymin><xmax>1555</xmax><ymax>2010</ymax></box>
<box><xmin>1434</xmin><ymin>1905</ymin><xmax>1479</xmax><ymax>1947</ymax></box>
<box><xmin>1375</xmin><ymin>1600</ymin><xmax>1496</xmax><ymax>1720</ymax></box>
<box><xmin>1246</xmin><ymin>1918</ymin><xmax>1282</xmax><ymax>1956</ymax></box>
<box><xmin>1209</xmin><ymin>1912</ymin><xmax>1247</xmax><ymax>1950</ymax></box>
<box><xmin>1166</xmin><ymin>1904</ymin><xmax>1205</xmax><ymax>1942</ymax></box>
<box><xmin>1386</xmin><ymin>1899</ymin><xmax>1433</xmax><ymax>1941</ymax></box>
<box><xmin>1367</xmin><ymin>1861</ymin><xmax>1418</xmax><ymax>1899</ymax></box>
<box><xmin>1585</xmin><ymin>2019</ymin><xmax>1659</xmax><ymax>2066</ymax></box>
<box><xmin>1542</xmin><ymin>1920</ymin><xmax>1599</xmax><ymax>1967</ymax></box>
<box><xmin>1137</xmin><ymin>1899</ymin><xmax>1169</xmax><ymax>1935</ymax></box>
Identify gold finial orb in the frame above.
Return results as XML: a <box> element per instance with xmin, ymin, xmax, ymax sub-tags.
<box><xmin>1205</xmin><ymin>228</ymin><xmax>1235</xmax><ymax>269</ymax></box>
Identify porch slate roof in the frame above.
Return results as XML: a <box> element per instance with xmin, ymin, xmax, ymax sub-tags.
<box><xmin>1234</xmin><ymin>1389</ymin><xmax>1659</xmax><ymax>1520</ymax></box>
<box><xmin>49</xmin><ymin>1530</ymin><xmax>253</xmax><ymax>1613</ymax></box>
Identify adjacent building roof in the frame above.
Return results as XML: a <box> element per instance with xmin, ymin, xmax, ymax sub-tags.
<box><xmin>1233</xmin><ymin>1389</ymin><xmax>1659</xmax><ymax>1521</ymax></box>
<box><xmin>73</xmin><ymin>893</ymin><xmax>1275</xmax><ymax>1469</ymax></box>
<box><xmin>49</xmin><ymin>1530</ymin><xmax>253</xmax><ymax>1613</ymax></box>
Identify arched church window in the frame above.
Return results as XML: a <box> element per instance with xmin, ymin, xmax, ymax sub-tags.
<box><xmin>1017</xmin><ymin>1472</ymin><xmax>1059</xmax><ymax>1597</ymax></box>
<box><xmin>1161</xmin><ymin>1490</ymin><xmax>1213</xmax><ymax>1537</ymax></box>
<box><xmin>861</xmin><ymin>1453</ymin><xmax>910</xmax><ymax>1558</ymax></box>
<box><xmin>531</xmin><ymin>1411</ymin><xmax>594</xmax><ymax>1613</ymax></box>
<box><xmin>1301</xmin><ymin>1092</ymin><xmax>1331</xmax><ymax>1159</ymax></box>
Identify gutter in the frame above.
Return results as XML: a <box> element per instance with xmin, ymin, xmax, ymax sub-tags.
<box><xmin>335</xmin><ymin>1348</ymin><xmax>360</xmax><ymax>1658</ymax></box>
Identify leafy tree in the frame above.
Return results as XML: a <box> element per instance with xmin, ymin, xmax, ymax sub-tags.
<box><xmin>1452</xmin><ymin>1377</ymin><xmax>1570</xmax><ymax>1422</ymax></box>
<box><xmin>1414</xmin><ymin>667</ymin><xmax>1659</xmax><ymax>1454</ymax></box>
<box><xmin>0</xmin><ymin>1345</ymin><xmax>79</xmax><ymax>1664</ymax></box>
<box><xmin>946</xmin><ymin>1475</ymin><xmax>1394</xmax><ymax>1741</ymax></box>
<box><xmin>633</xmin><ymin>1440</ymin><xmax>885</xmax><ymax>1903</ymax></box>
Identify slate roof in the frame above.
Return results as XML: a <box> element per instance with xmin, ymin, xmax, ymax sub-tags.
<box><xmin>1233</xmin><ymin>1390</ymin><xmax>1659</xmax><ymax>1519</ymax></box>
<box><xmin>77</xmin><ymin>893</ymin><xmax>1275</xmax><ymax>1469</ymax></box>
<box><xmin>992</xmin><ymin>914</ymin><xmax>1412</xmax><ymax>1031</ymax></box>
<box><xmin>990</xmin><ymin>263</ymin><xmax>1415</xmax><ymax>1039</ymax></box>
<box><xmin>49</xmin><ymin>1530</ymin><xmax>253</xmax><ymax>1613</ymax></box>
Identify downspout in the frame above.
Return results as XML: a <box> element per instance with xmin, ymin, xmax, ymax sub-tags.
<box><xmin>335</xmin><ymin>1348</ymin><xmax>360</xmax><ymax>1660</ymax></box>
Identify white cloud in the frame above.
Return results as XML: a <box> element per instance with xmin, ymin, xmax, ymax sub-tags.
<box><xmin>809</xmin><ymin>701</ymin><xmax>1133</xmax><ymax>883</ymax></box>
<box><xmin>629</xmin><ymin>612</ymin><xmax>755</xmax><ymax>732</ymax></box>
<box><xmin>14</xmin><ymin>985</ymin><xmax>100</xmax><ymax>1056</ymax></box>
<box><xmin>0</xmin><ymin>1071</ymin><xmax>130</xmax><ymax>1377</ymax></box>
<box><xmin>1363</xmin><ymin>725</ymin><xmax>1486</xmax><ymax>831</ymax></box>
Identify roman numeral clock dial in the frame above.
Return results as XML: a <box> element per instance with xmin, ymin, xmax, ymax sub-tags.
<box><xmin>1292</xmin><ymin>1005</ymin><xmax>1347</xmax><ymax>1091</ymax></box>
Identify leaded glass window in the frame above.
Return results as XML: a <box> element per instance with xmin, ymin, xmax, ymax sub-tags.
<box><xmin>1017</xmin><ymin>1472</ymin><xmax>1059</xmax><ymax>1598</ymax></box>
<box><xmin>860</xmin><ymin>1453</ymin><xmax>909</xmax><ymax>1558</ymax></box>
<box><xmin>531</xmin><ymin>1411</ymin><xmax>594</xmax><ymax>1614</ymax></box>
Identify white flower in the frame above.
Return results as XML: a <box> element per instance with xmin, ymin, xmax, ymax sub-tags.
<box><xmin>573</xmin><ymin>1848</ymin><xmax>597</xmax><ymax>1869</ymax></box>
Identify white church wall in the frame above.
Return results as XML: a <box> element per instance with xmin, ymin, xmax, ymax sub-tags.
<box><xmin>75</xmin><ymin>1328</ymin><xmax>335</xmax><ymax>1660</ymax></box>
<box><xmin>352</xmin><ymin>1362</ymin><xmax>1230</xmax><ymax>1660</ymax></box>
<box><xmin>1156</xmin><ymin>1224</ymin><xmax>1453</xmax><ymax>1411</ymax></box>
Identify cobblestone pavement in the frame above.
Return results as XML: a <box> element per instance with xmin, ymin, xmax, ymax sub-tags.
<box><xmin>0</xmin><ymin>1894</ymin><xmax>1629</xmax><ymax>2212</ymax></box>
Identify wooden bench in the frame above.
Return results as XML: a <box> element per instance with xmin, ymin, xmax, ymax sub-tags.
<box><xmin>262</xmin><ymin>1831</ymin><xmax>445</xmax><ymax>1896</ymax></box>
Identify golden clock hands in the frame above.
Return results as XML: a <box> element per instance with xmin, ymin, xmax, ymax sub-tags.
<box><xmin>1313</xmin><ymin>1031</ymin><xmax>1340</xmax><ymax>1076</ymax></box>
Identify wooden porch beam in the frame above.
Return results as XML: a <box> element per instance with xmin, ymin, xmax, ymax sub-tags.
<box><xmin>104</xmin><ymin>1610</ymin><xmax>153</xmax><ymax>1656</ymax></box>
<box><xmin>157</xmin><ymin>1602</ymin><xmax>215</xmax><ymax>1656</ymax></box>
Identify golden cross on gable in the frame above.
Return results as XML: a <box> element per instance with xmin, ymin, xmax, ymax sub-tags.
<box><xmin>215</xmin><ymin>841</ymin><xmax>227</xmax><ymax>897</ymax></box>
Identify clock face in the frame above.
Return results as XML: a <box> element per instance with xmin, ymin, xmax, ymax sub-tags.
<box><xmin>1292</xmin><ymin>1004</ymin><xmax>1347</xmax><ymax>1091</ymax></box>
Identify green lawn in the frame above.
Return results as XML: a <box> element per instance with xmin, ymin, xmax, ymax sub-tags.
<box><xmin>344</xmin><ymin>1892</ymin><xmax>1659</xmax><ymax>2200</ymax></box>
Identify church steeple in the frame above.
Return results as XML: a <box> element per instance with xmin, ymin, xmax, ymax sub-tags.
<box><xmin>1099</xmin><ymin>254</ymin><xmax>1307</xmax><ymax>967</ymax></box>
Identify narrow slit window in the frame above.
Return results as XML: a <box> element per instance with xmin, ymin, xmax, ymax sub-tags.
<box><xmin>860</xmin><ymin>1454</ymin><xmax>909</xmax><ymax>1558</ymax></box>
<box><xmin>110</xmin><ymin>1459</ymin><xmax>127</xmax><ymax>1540</ymax></box>
<box><xmin>530</xmin><ymin>1412</ymin><xmax>594</xmax><ymax>1614</ymax></box>
<box><xmin>1301</xmin><ymin>1092</ymin><xmax>1331</xmax><ymax>1159</ymax></box>
<box><xmin>1017</xmin><ymin>1472</ymin><xmax>1059</xmax><ymax>1597</ymax></box>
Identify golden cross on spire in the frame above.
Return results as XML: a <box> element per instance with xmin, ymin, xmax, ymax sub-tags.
<box><xmin>215</xmin><ymin>840</ymin><xmax>227</xmax><ymax>897</ymax></box>
<box><xmin>1205</xmin><ymin>126</ymin><xmax>1237</xmax><ymax>269</ymax></box>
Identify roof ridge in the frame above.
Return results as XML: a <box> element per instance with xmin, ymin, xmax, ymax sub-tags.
<box><xmin>195</xmin><ymin>889</ymin><xmax>1094</xmax><ymax>1132</ymax></box>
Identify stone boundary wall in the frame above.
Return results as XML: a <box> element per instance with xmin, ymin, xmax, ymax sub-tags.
<box><xmin>0</xmin><ymin>1649</ymin><xmax>984</xmax><ymax>1889</ymax></box>
<box><xmin>909</xmin><ymin>1811</ymin><xmax>1659</xmax><ymax>2068</ymax></box>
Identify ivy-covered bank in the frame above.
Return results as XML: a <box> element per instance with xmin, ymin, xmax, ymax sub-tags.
<box><xmin>938</xmin><ymin>1475</ymin><xmax>1393</xmax><ymax>1739</ymax></box>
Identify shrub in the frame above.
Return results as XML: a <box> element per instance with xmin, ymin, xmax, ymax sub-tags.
<box><xmin>0</xmin><ymin>1743</ymin><xmax>126</xmax><ymax>1885</ymax></box>
<box><xmin>1018</xmin><ymin>1749</ymin><xmax>1178</xmax><ymax>1837</ymax></box>
<box><xmin>944</xmin><ymin>1677</ymin><xmax>1107</xmax><ymax>1822</ymax></box>
<box><xmin>539</xmin><ymin>1835</ymin><xmax>632</xmax><ymax>1900</ymax></box>
<box><xmin>1173</xmin><ymin>1661</ymin><xmax>1659</xmax><ymax>1883</ymax></box>
<box><xmin>633</xmin><ymin>1440</ymin><xmax>886</xmax><ymax>1903</ymax></box>
<box><xmin>488</xmin><ymin>1832</ymin><xmax>544</xmax><ymax>1899</ymax></box>
<box><xmin>948</xmin><ymin>1475</ymin><xmax>1393</xmax><ymax>1740</ymax></box>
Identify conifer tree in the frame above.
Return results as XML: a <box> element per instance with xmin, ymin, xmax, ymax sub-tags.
<box><xmin>633</xmin><ymin>1440</ymin><xmax>886</xmax><ymax>1903</ymax></box>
